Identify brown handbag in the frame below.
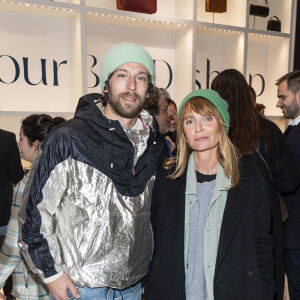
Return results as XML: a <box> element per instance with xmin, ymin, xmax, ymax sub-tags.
<box><xmin>205</xmin><ymin>0</ymin><xmax>227</xmax><ymax>13</ymax></box>
<box><xmin>116</xmin><ymin>0</ymin><xmax>157</xmax><ymax>14</ymax></box>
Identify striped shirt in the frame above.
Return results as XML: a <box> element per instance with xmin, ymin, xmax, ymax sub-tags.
<box><xmin>0</xmin><ymin>175</ymin><xmax>49</xmax><ymax>300</ymax></box>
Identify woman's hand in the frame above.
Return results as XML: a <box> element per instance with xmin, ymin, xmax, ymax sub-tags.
<box><xmin>0</xmin><ymin>292</ymin><xmax>6</xmax><ymax>299</ymax></box>
<box><xmin>165</xmin><ymin>136</ymin><xmax>176</xmax><ymax>153</ymax></box>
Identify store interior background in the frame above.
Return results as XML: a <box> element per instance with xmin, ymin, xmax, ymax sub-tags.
<box><xmin>0</xmin><ymin>1</ymin><xmax>299</xmax><ymax>299</ymax></box>
<box><xmin>0</xmin><ymin>0</ymin><xmax>300</xmax><ymax>167</ymax></box>
<box><xmin>1</xmin><ymin>0</ymin><xmax>299</xmax><ymax>140</ymax></box>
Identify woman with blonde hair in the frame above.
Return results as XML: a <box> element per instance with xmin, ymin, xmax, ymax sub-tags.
<box><xmin>143</xmin><ymin>89</ymin><xmax>275</xmax><ymax>300</ymax></box>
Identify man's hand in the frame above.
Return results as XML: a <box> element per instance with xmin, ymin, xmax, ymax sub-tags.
<box><xmin>47</xmin><ymin>273</ymin><xmax>80</xmax><ymax>300</ymax></box>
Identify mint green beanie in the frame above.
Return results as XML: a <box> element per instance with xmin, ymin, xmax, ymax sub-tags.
<box><xmin>177</xmin><ymin>89</ymin><xmax>230</xmax><ymax>132</ymax></box>
<box><xmin>100</xmin><ymin>42</ymin><xmax>155</xmax><ymax>93</ymax></box>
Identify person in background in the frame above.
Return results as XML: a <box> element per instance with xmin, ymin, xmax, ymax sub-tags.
<box><xmin>164</xmin><ymin>98</ymin><xmax>178</xmax><ymax>156</ymax></box>
<box><xmin>276</xmin><ymin>70</ymin><xmax>300</xmax><ymax>300</ymax></box>
<box><xmin>0</xmin><ymin>114</ymin><xmax>65</xmax><ymax>300</ymax></box>
<box><xmin>211</xmin><ymin>69</ymin><xmax>299</xmax><ymax>300</ymax></box>
<box><xmin>0</xmin><ymin>128</ymin><xmax>24</xmax><ymax>300</ymax></box>
<box><xmin>166</xmin><ymin>98</ymin><xmax>177</xmax><ymax>143</ymax></box>
<box><xmin>145</xmin><ymin>86</ymin><xmax>174</xmax><ymax>156</ymax></box>
<box><xmin>143</xmin><ymin>89</ymin><xmax>275</xmax><ymax>300</ymax></box>
<box><xmin>249</xmin><ymin>86</ymin><xmax>266</xmax><ymax>118</ymax></box>
<box><xmin>256</xmin><ymin>103</ymin><xmax>266</xmax><ymax>118</ymax></box>
<box><xmin>19</xmin><ymin>43</ymin><xmax>167</xmax><ymax>300</ymax></box>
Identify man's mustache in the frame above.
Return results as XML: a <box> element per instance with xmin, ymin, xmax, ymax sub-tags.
<box><xmin>120</xmin><ymin>92</ymin><xmax>141</xmax><ymax>101</ymax></box>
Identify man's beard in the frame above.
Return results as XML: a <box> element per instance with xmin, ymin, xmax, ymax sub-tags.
<box><xmin>107</xmin><ymin>89</ymin><xmax>145</xmax><ymax>119</ymax></box>
<box><xmin>282</xmin><ymin>97</ymin><xmax>299</xmax><ymax>119</ymax></box>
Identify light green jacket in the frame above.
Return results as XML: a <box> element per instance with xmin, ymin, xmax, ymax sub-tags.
<box><xmin>184</xmin><ymin>153</ymin><xmax>231</xmax><ymax>300</ymax></box>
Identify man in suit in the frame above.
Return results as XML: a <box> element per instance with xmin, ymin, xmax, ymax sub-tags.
<box><xmin>276</xmin><ymin>70</ymin><xmax>300</xmax><ymax>299</ymax></box>
<box><xmin>0</xmin><ymin>128</ymin><xmax>24</xmax><ymax>299</ymax></box>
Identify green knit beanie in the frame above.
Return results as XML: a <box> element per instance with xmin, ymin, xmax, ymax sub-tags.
<box><xmin>100</xmin><ymin>42</ymin><xmax>155</xmax><ymax>93</ymax></box>
<box><xmin>177</xmin><ymin>89</ymin><xmax>230</xmax><ymax>132</ymax></box>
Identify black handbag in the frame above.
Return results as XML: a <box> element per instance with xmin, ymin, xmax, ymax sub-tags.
<box><xmin>250</xmin><ymin>0</ymin><xmax>269</xmax><ymax>17</ymax></box>
<box><xmin>267</xmin><ymin>16</ymin><xmax>281</xmax><ymax>32</ymax></box>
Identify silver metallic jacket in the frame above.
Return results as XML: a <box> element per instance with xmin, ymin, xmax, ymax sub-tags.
<box><xmin>18</xmin><ymin>93</ymin><xmax>167</xmax><ymax>290</ymax></box>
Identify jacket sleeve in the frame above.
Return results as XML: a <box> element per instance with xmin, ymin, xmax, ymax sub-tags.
<box><xmin>8</xmin><ymin>133</ymin><xmax>24</xmax><ymax>184</ymax></box>
<box><xmin>260</xmin><ymin>120</ymin><xmax>299</xmax><ymax>194</ymax></box>
<box><xmin>286</xmin><ymin>130</ymin><xmax>300</xmax><ymax>196</ymax></box>
<box><xmin>255</xmin><ymin>173</ymin><xmax>275</xmax><ymax>297</ymax></box>
<box><xmin>19</xmin><ymin>130</ymin><xmax>70</xmax><ymax>281</ymax></box>
<box><xmin>0</xmin><ymin>181</ymin><xmax>24</xmax><ymax>288</ymax></box>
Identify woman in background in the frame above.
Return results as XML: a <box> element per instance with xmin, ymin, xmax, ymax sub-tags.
<box><xmin>144</xmin><ymin>89</ymin><xmax>274</xmax><ymax>300</ymax></box>
<box><xmin>0</xmin><ymin>114</ymin><xmax>65</xmax><ymax>300</ymax></box>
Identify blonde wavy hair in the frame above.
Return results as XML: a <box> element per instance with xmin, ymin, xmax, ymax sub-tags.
<box><xmin>163</xmin><ymin>97</ymin><xmax>240</xmax><ymax>188</ymax></box>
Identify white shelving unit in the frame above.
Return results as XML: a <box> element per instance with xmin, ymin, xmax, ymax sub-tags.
<box><xmin>0</xmin><ymin>0</ymin><xmax>297</xmax><ymax>136</ymax></box>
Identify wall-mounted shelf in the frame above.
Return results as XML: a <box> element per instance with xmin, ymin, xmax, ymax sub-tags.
<box><xmin>0</xmin><ymin>0</ymin><xmax>297</xmax><ymax>137</ymax></box>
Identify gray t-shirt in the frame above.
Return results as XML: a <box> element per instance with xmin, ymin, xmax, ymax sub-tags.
<box><xmin>186</xmin><ymin>171</ymin><xmax>216</xmax><ymax>300</ymax></box>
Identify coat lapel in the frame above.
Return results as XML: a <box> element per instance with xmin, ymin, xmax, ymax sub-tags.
<box><xmin>285</xmin><ymin>123</ymin><xmax>300</xmax><ymax>144</ymax></box>
<box><xmin>215</xmin><ymin>185</ymin><xmax>246</xmax><ymax>273</ymax></box>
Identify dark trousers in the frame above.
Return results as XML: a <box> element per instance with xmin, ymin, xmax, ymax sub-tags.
<box><xmin>0</xmin><ymin>235</ymin><xmax>13</xmax><ymax>297</ymax></box>
<box><xmin>285</xmin><ymin>249</ymin><xmax>300</xmax><ymax>300</ymax></box>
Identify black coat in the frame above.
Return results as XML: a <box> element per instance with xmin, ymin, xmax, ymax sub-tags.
<box><xmin>143</xmin><ymin>162</ymin><xmax>275</xmax><ymax>300</ymax></box>
<box><xmin>0</xmin><ymin>129</ymin><xmax>24</xmax><ymax>227</ymax></box>
<box><xmin>283</xmin><ymin>123</ymin><xmax>300</xmax><ymax>249</ymax></box>
<box><xmin>258</xmin><ymin>116</ymin><xmax>299</xmax><ymax>195</ymax></box>
<box><xmin>242</xmin><ymin>116</ymin><xmax>300</xmax><ymax>300</ymax></box>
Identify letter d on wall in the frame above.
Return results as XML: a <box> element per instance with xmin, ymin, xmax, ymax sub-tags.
<box><xmin>153</xmin><ymin>60</ymin><xmax>173</xmax><ymax>89</ymax></box>
<box><xmin>249</xmin><ymin>73</ymin><xmax>265</xmax><ymax>97</ymax></box>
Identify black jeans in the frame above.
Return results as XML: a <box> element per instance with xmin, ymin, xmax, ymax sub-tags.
<box><xmin>0</xmin><ymin>235</ymin><xmax>14</xmax><ymax>297</ymax></box>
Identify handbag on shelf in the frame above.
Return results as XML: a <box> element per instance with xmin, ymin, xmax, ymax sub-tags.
<box><xmin>116</xmin><ymin>0</ymin><xmax>157</xmax><ymax>14</ymax></box>
<box><xmin>205</xmin><ymin>0</ymin><xmax>227</xmax><ymax>13</ymax></box>
<box><xmin>267</xmin><ymin>16</ymin><xmax>281</xmax><ymax>32</ymax></box>
<box><xmin>250</xmin><ymin>0</ymin><xmax>269</xmax><ymax>17</ymax></box>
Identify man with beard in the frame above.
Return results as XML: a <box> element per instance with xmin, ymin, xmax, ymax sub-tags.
<box><xmin>276</xmin><ymin>70</ymin><xmax>300</xmax><ymax>300</ymax></box>
<box><xmin>144</xmin><ymin>87</ymin><xmax>174</xmax><ymax>156</ymax></box>
<box><xmin>19</xmin><ymin>43</ymin><xmax>168</xmax><ymax>300</ymax></box>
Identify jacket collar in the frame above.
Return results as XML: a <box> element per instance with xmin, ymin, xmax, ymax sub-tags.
<box><xmin>185</xmin><ymin>153</ymin><xmax>231</xmax><ymax>195</ymax></box>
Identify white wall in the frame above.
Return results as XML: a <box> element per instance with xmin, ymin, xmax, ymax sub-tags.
<box><xmin>0</xmin><ymin>11</ymin><xmax>71</xmax><ymax>113</ymax></box>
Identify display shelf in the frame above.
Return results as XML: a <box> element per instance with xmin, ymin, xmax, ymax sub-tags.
<box><xmin>85</xmin><ymin>9</ymin><xmax>193</xmax><ymax>32</ymax></box>
<box><xmin>0</xmin><ymin>0</ymin><xmax>297</xmax><ymax>124</ymax></box>
<box><xmin>85</xmin><ymin>20</ymin><xmax>194</xmax><ymax>100</ymax></box>
<box><xmin>197</xmin><ymin>0</ymin><xmax>247</xmax><ymax>28</ymax></box>
<box><xmin>248</xmin><ymin>0</ymin><xmax>293</xmax><ymax>34</ymax></box>
<box><xmin>195</xmin><ymin>27</ymin><xmax>245</xmax><ymax>90</ymax></box>
<box><xmin>85</xmin><ymin>0</ymin><xmax>194</xmax><ymax>20</ymax></box>
<box><xmin>246</xmin><ymin>33</ymin><xmax>290</xmax><ymax>116</ymax></box>
<box><xmin>0</xmin><ymin>0</ymin><xmax>79</xmax><ymax>17</ymax></box>
<box><xmin>196</xmin><ymin>23</ymin><xmax>244</xmax><ymax>36</ymax></box>
<box><xmin>247</xmin><ymin>29</ymin><xmax>290</xmax><ymax>39</ymax></box>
